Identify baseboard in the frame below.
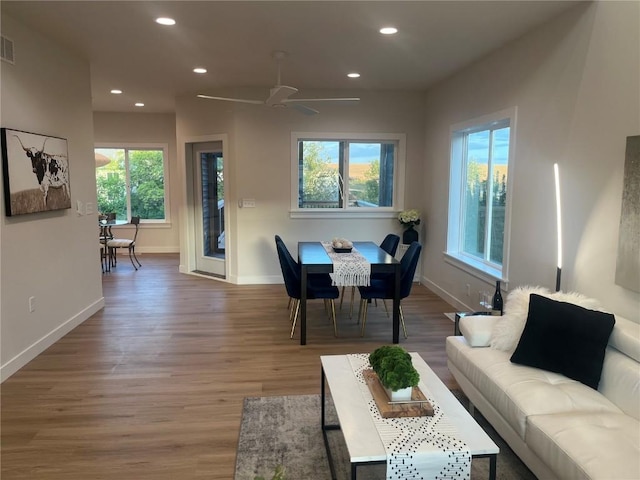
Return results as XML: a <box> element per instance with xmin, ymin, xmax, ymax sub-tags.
<box><xmin>1</xmin><ymin>297</ymin><xmax>105</xmax><ymax>383</ymax></box>
<box><xmin>421</xmin><ymin>276</ymin><xmax>473</xmax><ymax>311</ymax></box>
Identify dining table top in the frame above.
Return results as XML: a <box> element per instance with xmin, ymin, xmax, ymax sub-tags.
<box><xmin>297</xmin><ymin>241</ymin><xmax>399</xmax><ymax>268</ymax></box>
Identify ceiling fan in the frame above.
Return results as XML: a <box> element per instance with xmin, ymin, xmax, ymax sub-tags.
<box><xmin>197</xmin><ymin>51</ymin><xmax>360</xmax><ymax>115</ymax></box>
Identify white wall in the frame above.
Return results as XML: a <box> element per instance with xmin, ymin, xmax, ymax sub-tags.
<box><xmin>93</xmin><ymin>112</ymin><xmax>180</xmax><ymax>253</ymax></box>
<box><xmin>422</xmin><ymin>2</ymin><xmax>640</xmax><ymax>321</ymax></box>
<box><xmin>176</xmin><ymin>90</ymin><xmax>426</xmax><ymax>284</ymax></box>
<box><xmin>1</xmin><ymin>14</ymin><xmax>104</xmax><ymax>380</ymax></box>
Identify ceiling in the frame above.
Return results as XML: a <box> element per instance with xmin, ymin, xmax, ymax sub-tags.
<box><xmin>3</xmin><ymin>1</ymin><xmax>581</xmax><ymax>114</ymax></box>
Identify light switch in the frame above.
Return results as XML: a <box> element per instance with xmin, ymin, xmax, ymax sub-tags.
<box><xmin>242</xmin><ymin>198</ymin><xmax>256</xmax><ymax>208</ymax></box>
<box><xmin>86</xmin><ymin>202</ymin><xmax>94</xmax><ymax>215</ymax></box>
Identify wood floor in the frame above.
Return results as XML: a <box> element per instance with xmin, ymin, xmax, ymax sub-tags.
<box><xmin>1</xmin><ymin>254</ymin><xmax>460</xmax><ymax>479</ymax></box>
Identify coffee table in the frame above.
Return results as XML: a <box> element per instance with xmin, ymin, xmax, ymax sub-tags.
<box><xmin>320</xmin><ymin>353</ymin><xmax>499</xmax><ymax>479</ymax></box>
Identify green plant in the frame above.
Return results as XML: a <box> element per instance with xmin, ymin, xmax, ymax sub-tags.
<box><xmin>254</xmin><ymin>464</ymin><xmax>285</xmax><ymax>480</ymax></box>
<box><xmin>369</xmin><ymin>346</ymin><xmax>420</xmax><ymax>391</ymax></box>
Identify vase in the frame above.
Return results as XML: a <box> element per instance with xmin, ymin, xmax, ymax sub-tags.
<box><xmin>402</xmin><ymin>225</ymin><xmax>418</xmax><ymax>244</ymax></box>
<box><xmin>385</xmin><ymin>386</ymin><xmax>413</xmax><ymax>402</ymax></box>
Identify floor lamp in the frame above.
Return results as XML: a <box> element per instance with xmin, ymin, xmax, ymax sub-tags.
<box><xmin>554</xmin><ymin>163</ymin><xmax>562</xmax><ymax>292</ymax></box>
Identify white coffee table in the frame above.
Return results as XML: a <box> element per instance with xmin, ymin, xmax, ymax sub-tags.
<box><xmin>320</xmin><ymin>353</ymin><xmax>499</xmax><ymax>479</ymax></box>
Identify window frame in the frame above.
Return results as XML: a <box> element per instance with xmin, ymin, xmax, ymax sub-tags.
<box><xmin>445</xmin><ymin>107</ymin><xmax>516</xmax><ymax>282</ymax></box>
<box><xmin>94</xmin><ymin>142</ymin><xmax>171</xmax><ymax>225</ymax></box>
<box><xmin>290</xmin><ymin>132</ymin><xmax>406</xmax><ymax>218</ymax></box>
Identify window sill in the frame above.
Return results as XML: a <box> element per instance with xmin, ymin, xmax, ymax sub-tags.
<box><xmin>443</xmin><ymin>252</ymin><xmax>506</xmax><ymax>284</ymax></box>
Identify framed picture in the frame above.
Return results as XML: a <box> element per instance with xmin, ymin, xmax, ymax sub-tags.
<box><xmin>1</xmin><ymin>128</ymin><xmax>71</xmax><ymax>216</ymax></box>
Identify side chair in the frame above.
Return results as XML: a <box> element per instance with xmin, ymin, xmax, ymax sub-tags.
<box><xmin>274</xmin><ymin>235</ymin><xmax>340</xmax><ymax>338</ymax></box>
<box><xmin>357</xmin><ymin>241</ymin><xmax>422</xmax><ymax>338</ymax></box>
<box><xmin>106</xmin><ymin>216</ymin><xmax>142</xmax><ymax>270</ymax></box>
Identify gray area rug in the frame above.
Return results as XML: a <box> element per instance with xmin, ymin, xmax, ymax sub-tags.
<box><xmin>234</xmin><ymin>393</ymin><xmax>537</xmax><ymax>480</ymax></box>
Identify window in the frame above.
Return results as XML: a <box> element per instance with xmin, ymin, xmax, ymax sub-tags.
<box><xmin>95</xmin><ymin>145</ymin><xmax>169</xmax><ymax>222</ymax></box>
<box><xmin>291</xmin><ymin>133</ymin><xmax>405</xmax><ymax>214</ymax></box>
<box><xmin>447</xmin><ymin>108</ymin><xmax>516</xmax><ymax>280</ymax></box>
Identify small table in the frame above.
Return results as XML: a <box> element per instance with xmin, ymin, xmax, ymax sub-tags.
<box><xmin>298</xmin><ymin>242</ymin><xmax>401</xmax><ymax>345</ymax></box>
<box><xmin>320</xmin><ymin>353</ymin><xmax>499</xmax><ymax>480</ymax></box>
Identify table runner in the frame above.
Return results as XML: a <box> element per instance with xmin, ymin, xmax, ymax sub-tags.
<box><xmin>347</xmin><ymin>353</ymin><xmax>471</xmax><ymax>480</ymax></box>
<box><xmin>321</xmin><ymin>242</ymin><xmax>371</xmax><ymax>287</ymax></box>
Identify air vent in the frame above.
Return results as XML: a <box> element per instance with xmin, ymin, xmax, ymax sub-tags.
<box><xmin>1</xmin><ymin>35</ymin><xmax>15</xmax><ymax>64</ymax></box>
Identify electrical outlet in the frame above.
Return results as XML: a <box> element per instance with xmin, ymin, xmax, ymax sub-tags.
<box><xmin>28</xmin><ymin>296</ymin><xmax>35</xmax><ymax>313</ymax></box>
<box><xmin>242</xmin><ymin>198</ymin><xmax>256</xmax><ymax>208</ymax></box>
<box><xmin>466</xmin><ymin>284</ymin><xmax>471</xmax><ymax>297</ymax></box>
<box><xmin>85</xmin><ymin>202</ymin><xmax>94</xmax><ymax>215</ymax></box>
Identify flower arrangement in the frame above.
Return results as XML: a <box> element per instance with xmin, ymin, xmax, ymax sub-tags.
<box><xmin>398</xmin><ymin>209</ymin><xmax>421</xmax><ymax>229</ymax></box>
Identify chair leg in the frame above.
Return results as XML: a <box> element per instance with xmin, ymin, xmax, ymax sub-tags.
<box><xmin>128</xmin><ymin>246</ymin><xmax>138</xmax><ymax>270</ymax></box>
<box><xmin>382</xmin><ymin>299</ymin><xmax>389</xmax><ymax>317</ymax></box>
<box><xmin>339</xmin><ymin>286</ymin><xmax>345</xmax><ymax>309</ymax></box>
<box><xmin>360</xmin><ymin>299</ymin><xmax>368</xmax><ymax>336</ymax></box>
<box><xmin>399</xmin><ymin>305</ymin><xmax>408</xmax><ymax>339</ymax></box>
<box><xmin>287</xmin><ymin>297</ymin><xmax>292</xmax><ymax>310</ymax></box>
<box><xmin>290</xmin><ymin>300</ymin><xmax>300</xmax><ymax>339</ymax></box>
<box><xmin>349</xmin><ymin>286</ymin><xmax>355</xmax><ymax>319</ymax></box>
<box><xmin>330</xmin><ymin>300</ymin><xmax>338</xmax><ymax>337</ymax></box>
<box><xmin>131</xmin><ymin>246</ymin><xmax>142</xmax><ymax>267</ymax></box>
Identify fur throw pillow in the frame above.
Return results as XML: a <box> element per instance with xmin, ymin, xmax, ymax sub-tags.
<box><xmin>490</xmin><ymin>286</ymin><xmax>604</xmax><ymax>352</ymax></box>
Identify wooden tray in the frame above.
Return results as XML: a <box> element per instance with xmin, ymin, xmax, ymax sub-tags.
<box><xmin>363</xmin><ymin>369</ymin><xmax>434</xmax><ymax>418</ymax></box>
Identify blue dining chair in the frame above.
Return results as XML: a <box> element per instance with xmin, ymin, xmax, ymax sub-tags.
<box><xmin>356</xmin><ymin>241</ymin><xmax>422</xmax><ymax>338</ymax></box>
<box><xmin>340</xmin><ymin>233</ymin><xmax>400</xmax><ymax>317</ymax></box>
<box><xmin>275</xmin><ymin>236</ymin><xmax>340</xmax><ymax>338</ymax></box>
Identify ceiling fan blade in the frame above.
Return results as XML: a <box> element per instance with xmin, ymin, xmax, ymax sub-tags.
<box><xmin>291</xmin><ymin>103</ymin><xmax>320</xmax><ymax>116</ymax></box>
<box><xmin>197</xmin><ymin>94</ymin><xmax>264</xmax><ymax>105</ymax></box>
<box><xmin>283</xmin><ymin>97</ymin><xmax>360</xmax><ymax>104</ymax></box>
<box><xmin>265</xmin><ymin>85</ymin><xmax>298</xmax><ymax>106</ymax></box>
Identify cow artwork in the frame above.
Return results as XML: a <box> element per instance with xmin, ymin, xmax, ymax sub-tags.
<box><xmin>1</xmin><ymin>128</ymin><xmax>71</xmax><ymax>216</ymax></box>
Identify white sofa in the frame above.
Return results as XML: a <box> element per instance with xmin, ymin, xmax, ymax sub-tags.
<box><xmin>446</xmin><ymin>290</ymin><xmax>640</xmax><ymax>480</ymax></box>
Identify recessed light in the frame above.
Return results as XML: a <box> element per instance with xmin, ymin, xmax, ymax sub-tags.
<box><xmin>380</xmin><ymin>27</ymin><xmax>398</xmax><ymax>35</ymax></box>
<box><xmin>110</xmin><ymin>89</ymin><xmax>122</xmax><ymax>94</ymax></box>
<box><xmin>156</xmin><ymin>17</ymin><xmax>176</xmax><ymax>26</ymax></box>
<box><xmin>193</xmin><ymin>67</ymin><xmax>207</xmax><ymax>74</ymax></box>
<box><xmin>347</xmin><ymin>73</ymin><xmax>361</xmax><ymax>78</ymax></box>
<box><xmin>135</xmin><ymin>102</ymin><xmax>145</xmax><ymax>107</ymax></box>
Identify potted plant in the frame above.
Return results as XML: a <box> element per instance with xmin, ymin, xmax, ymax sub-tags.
<box><xmin>369</xmin><ymin>346</ymin><xmax>420</xmax><ymax>401</ymax></box>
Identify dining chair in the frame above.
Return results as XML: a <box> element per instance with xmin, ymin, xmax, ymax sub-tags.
<box><xmin>340</xmin><ymin>233</ymin><xmax>400</xmax><ymax>317</ymax></box>
<box><xmin>356</xmin><ymin>241</ymin><xmax>422</xmax><ymax>338</ymax></box>
<box><xmin>275</xmin><ymin>236</ymin><xmax>340</xmax><ymax>338</ymax></box>
<box><xmin>106</xmin><ymin>216</ymin><xmax>142</xmax><ymax>270</ymax></box>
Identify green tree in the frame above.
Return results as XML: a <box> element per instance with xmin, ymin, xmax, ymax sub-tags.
<box><xmin>301</xmin><ymin>142</ymin><xmax>339</xmax><ymax>207</ymax></box>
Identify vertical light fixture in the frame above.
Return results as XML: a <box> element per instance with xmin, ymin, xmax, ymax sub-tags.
<box><xmin>554</xmin><ymin>163</ymin><xmax>562</xmax><ymax>292</ymax></box>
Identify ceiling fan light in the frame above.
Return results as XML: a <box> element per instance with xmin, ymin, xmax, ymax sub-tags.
<box><xmin>380</xmin><ymin>27</ymin><xmax>398</xmax><ymax>35</ymax></box>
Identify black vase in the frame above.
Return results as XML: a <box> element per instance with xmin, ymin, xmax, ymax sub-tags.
<box><xmin>402</xmin><ymin>225</ymin><xmax>418</xmax><ymax>244</ymax></box>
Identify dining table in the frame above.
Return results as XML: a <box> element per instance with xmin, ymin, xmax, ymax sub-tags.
<box><xmin>297</xmin><ymin>241</ymin><xmax>402</xmax><ymax>345</ymax></box>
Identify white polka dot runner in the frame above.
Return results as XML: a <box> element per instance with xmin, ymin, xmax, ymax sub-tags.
<box><xmin>347</xmin><ymin>353</ymin><xmax>471</xmax><ymax>480</ymax></box>
<box><xmin>322</xmin><ymin>242</ymin><xmax>371</xmax><ymax>287</ymax></box>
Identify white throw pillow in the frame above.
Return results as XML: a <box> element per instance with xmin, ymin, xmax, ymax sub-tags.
<box><xmin>490</xmin><ymin>286</ymin><xmax>550</xmax><ymax>352</ymax></box>
<box><xmin>490</xmin><ymin>286</ymin><xmax>604</xmax><ymax>352</ymax></box>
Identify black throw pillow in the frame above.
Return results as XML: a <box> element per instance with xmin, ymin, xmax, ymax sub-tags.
<box><xmin>510</xmin><ymin>294</ymin><xmax>615</xmax><ymax>389</ymax></box>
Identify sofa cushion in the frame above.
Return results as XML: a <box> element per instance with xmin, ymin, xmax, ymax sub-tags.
<box><xmin>446</xmin><ymin>336</ymin><xmax>621</xmax><ymax>440</ymax></box>
<box><xmin>459</xmin><ymin>315</ymin><xmax>499</xmax><ymax>347</ymax></box>
<box><xmin>599</xmin><ymin>346</ymin><xmax>640</xmax><ymax>421</ymax></box>
<box><xmin>511</xmin><ymin>294</ymin><xmax>615</xmax><ymax>389</ymax></box>
<box><xmin>526</xmin><ymin>412</ymin><xmax>640</xmax><ymax>480</ymax></box>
